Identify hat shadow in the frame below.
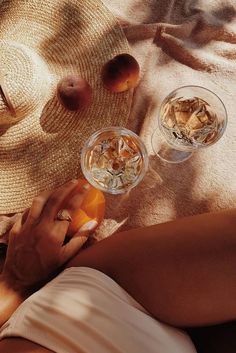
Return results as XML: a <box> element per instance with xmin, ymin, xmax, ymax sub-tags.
<box><xmin>39</xmin><ymin>94</ymin><xmax>71</xmax><ymax>134</ymax></box>
<box><xmin>39</xmin><ymin>93</ymin><xmax>90</xmax><ymax>134</ymax></box>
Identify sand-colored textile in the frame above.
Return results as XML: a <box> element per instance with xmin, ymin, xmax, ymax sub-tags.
<box><xmin>101</xmin><ymin>0</ymin><xmax>236</xmax><ymax>236</ymax></box>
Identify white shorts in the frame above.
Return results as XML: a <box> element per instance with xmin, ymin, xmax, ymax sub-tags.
<box><xmin>0</xmin><ymin>267</ymin><xmax>196</xmax><ymax>353</ymax></box>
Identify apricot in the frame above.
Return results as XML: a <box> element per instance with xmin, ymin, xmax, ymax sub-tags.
<box><xmin>57</xmin><ymin>75</ymin><xmax>92</xmax><ymax>111</ymax></box>
<box><xmin>62</xmin><ymin>179</ymin><xmax>105</xmax><ymax>236</ymax></box>
<box><xmin>101</xmin><ymin>53</ymin><xmax>140</xmax><ymax>93</ymax></box>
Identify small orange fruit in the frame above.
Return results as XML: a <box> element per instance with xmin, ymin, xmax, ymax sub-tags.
<box><xmin>63</xmin><ymin>179</ymin><xmax>105</xmax><ymax>235</ymax></box>
<box><xmin>101</xmin><ymin>53</ymin><xmax>140</xmax><ymax>93</ymax></box>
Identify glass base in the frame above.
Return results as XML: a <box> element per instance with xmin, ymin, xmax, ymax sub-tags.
<box><xmin>151</xmin><ymin>130</ymin><xmax>193</xmax><ymax>163</ymax></box>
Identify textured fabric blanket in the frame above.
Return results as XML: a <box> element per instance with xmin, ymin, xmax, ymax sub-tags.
<box><xmin>1</xmin><ymin>0</ymin><xmax>236</xmax><ymax>242</ymax></box>
<box><xmin>99</xmin><ymin>0</ymin><xmax>236</xmax><ymax>239</ymax></box>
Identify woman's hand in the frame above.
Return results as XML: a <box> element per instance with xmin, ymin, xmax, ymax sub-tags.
<box><xmin>1</xmin><ymin>179</ymin><xmax>92</xmax><ymax>295</ymax></box>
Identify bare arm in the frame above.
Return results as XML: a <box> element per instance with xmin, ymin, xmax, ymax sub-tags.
<box><xmin>0</xmin><ymin>275</ymin><xmax>26</xmax><ymax>327</ymax></box>
<box><xmin>66</xmin><ymin>208</ymin><xmax>236</xmax><ymax>327</ymax></box>
<box><xmin>0</xmin><ymin>180</ymin><xmax>92</xmax><ymax>327</ymax></box>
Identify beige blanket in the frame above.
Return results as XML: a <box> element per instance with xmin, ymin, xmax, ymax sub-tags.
<box><xmin>1</xmin><ymin>0</ymin><xmax>236</xmax><ymax>241</ymax></box>
<box><xmin>98</xmin><ymin>0</ymin><xmax>236</xmax><ymax>239</ymax></box>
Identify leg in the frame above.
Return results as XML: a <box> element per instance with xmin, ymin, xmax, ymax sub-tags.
<box><xmin>66</xmin><ymin>208</ymin><xmax>236</xmax><ymax>327</ymax></box>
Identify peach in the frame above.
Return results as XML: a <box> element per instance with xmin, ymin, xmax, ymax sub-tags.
<box><xmin>101</xmin><ymin>53</ymin><xmax>140</xmax><ymax>93</ymax></box>
<box><xmin>62</xmin><ymin>179</ymin><xmax>105</xmax><ymax>236</ymax></box>
<box><xmin>57</xmin><ymin>75</ymin><xmax>92</xmax><ymax>111</ymax></box>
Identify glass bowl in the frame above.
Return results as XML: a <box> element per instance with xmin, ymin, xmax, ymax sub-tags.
<box><xmin>152</xmin><ymin>85</ymin><xmax>228</xmax><ymax>163</ymax></box>
<box><xmin>81</xmin><ymin>127</ymin><xmax>149</xmax><ymax>194</ymax></box>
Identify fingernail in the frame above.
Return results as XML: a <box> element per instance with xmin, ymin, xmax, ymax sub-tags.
<box><xmin>70</xmin><ymin>179</ymin><xmax>78</xmax><ymax>184</ymax></box>
<box><xmin>78</xmin><ymin>220</ymin><xmax>98</xmax><ymax>233</ymax></box>
<box><xmin>82</xmin><ymin>183</ymin><xmax>91</xmax><ymax>190</ymax></box>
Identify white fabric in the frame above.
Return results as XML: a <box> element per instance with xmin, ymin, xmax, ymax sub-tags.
<box><xmin>0</xmin><ymin>267</ymin><xmax>196</xmax><ymax>353</ymax></box>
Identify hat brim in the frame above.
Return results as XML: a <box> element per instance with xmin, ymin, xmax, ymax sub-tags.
<box><xmin>0</xmin><ymin>0</ymin><xmax>133</xmax><ymax>213</ymax></box>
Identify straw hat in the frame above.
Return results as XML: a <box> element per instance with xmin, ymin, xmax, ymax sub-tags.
<box><xmin>0</xmin><ymin>0</ymin><xmax>133</xmax><ymax>214</ymax></box>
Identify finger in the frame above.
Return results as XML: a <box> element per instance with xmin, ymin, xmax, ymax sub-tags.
<box><xmin>53</xmin><ymin>182</ymin><xmax>91</xmax><ymax>223</ymax></box>
<box><xmin>41</xmin><ymin>179</ymin><xmax>80</xmax><ymax>221</ymax></box>
<box><xmin>52</xmin><ymin>219</ymin><xmax>72</xmax><ymax>244</ymax></box>
<box><xmin>22</xmin><ymin>208</ymin><xmax>30</xmax><ymax>225</ymax></box>
<box><xmin>76</xmin><ymin>219</ymin><xmax>98</xmax><ymax>237</ymax></box>
<box><xmin>59</xmin><ymin>235</ymin><xmax>88</xmax><ymax>266</ymax></box>
<box><xmin>64</xmin><ymin>183</ymin><xmax>91</xmax><ymax>212</ymax></box>
<box><xmin>58</xmin><ymin>219</ymin><xmax>98</xmax><ymax>265</ymax></box>
<box><xmin>25</xmin><ymin>189</ymin><xmax>57</xmax><ymax>226</ymax></box>
<box><xmin>54</xmin><ymin>184</ymin><xmax>91</xmax><ymax>230</ymax></box>
<box><xmin>53</xmin><ymin>216</ymin><xmax>97</xmax><ymax>247</ymax></box>
<box><xmin>9</xmin><ymin>214</ymin><xmax>23</xmax><ymax>237</ymax></box>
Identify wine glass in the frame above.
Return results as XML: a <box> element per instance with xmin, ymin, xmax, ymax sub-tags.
<box><xmin>81</xmin><ymin>127</ymin><xmax>149</xmax><ymax>194</ymax></box>
<box><xmin>151</xmin><ymin>85</ymin><xmax>228</xmax><ymax>163</ymax></box>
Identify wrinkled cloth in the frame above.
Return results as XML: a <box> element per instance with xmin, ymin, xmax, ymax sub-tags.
<box><xmin>1</xmin><ymin>0</ymin><xmax>236</xmax><ymax>242</ymax></box>
<box><xmin>102</xmin><ymin>0</ymin><xmax>236</xmax><ymax>233</ymax></box>
<box><xmin>0</xmin><ymin>267</ymin><xmax>197</xmax><ymax>353</ymax></box>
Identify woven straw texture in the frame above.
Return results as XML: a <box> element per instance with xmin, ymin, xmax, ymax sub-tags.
<box><xmin>0</xmin><ymin>0</ymin><xmax>133</xmax><ymax>213</ymax></box>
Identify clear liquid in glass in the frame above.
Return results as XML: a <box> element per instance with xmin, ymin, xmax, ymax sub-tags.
<box><xmin>160</xmin><ymin>96</ymin><xmax>224</xmax><ymax>151</ymax></box>
<box><xmin>83</xmin><ymin>131</ymin><xmax>147</xmax><ymax>193</ymax></box>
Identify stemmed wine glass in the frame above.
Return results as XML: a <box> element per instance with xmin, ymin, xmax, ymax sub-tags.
<box><xmin>151</xmin><ymin>85</ymin><xmax>228</xmax><ymax>163</ymax></box>
<box><xmin>81</xmin><ymin>127</ymin><xmax>149</xmax><ymax>194</ymax></box>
